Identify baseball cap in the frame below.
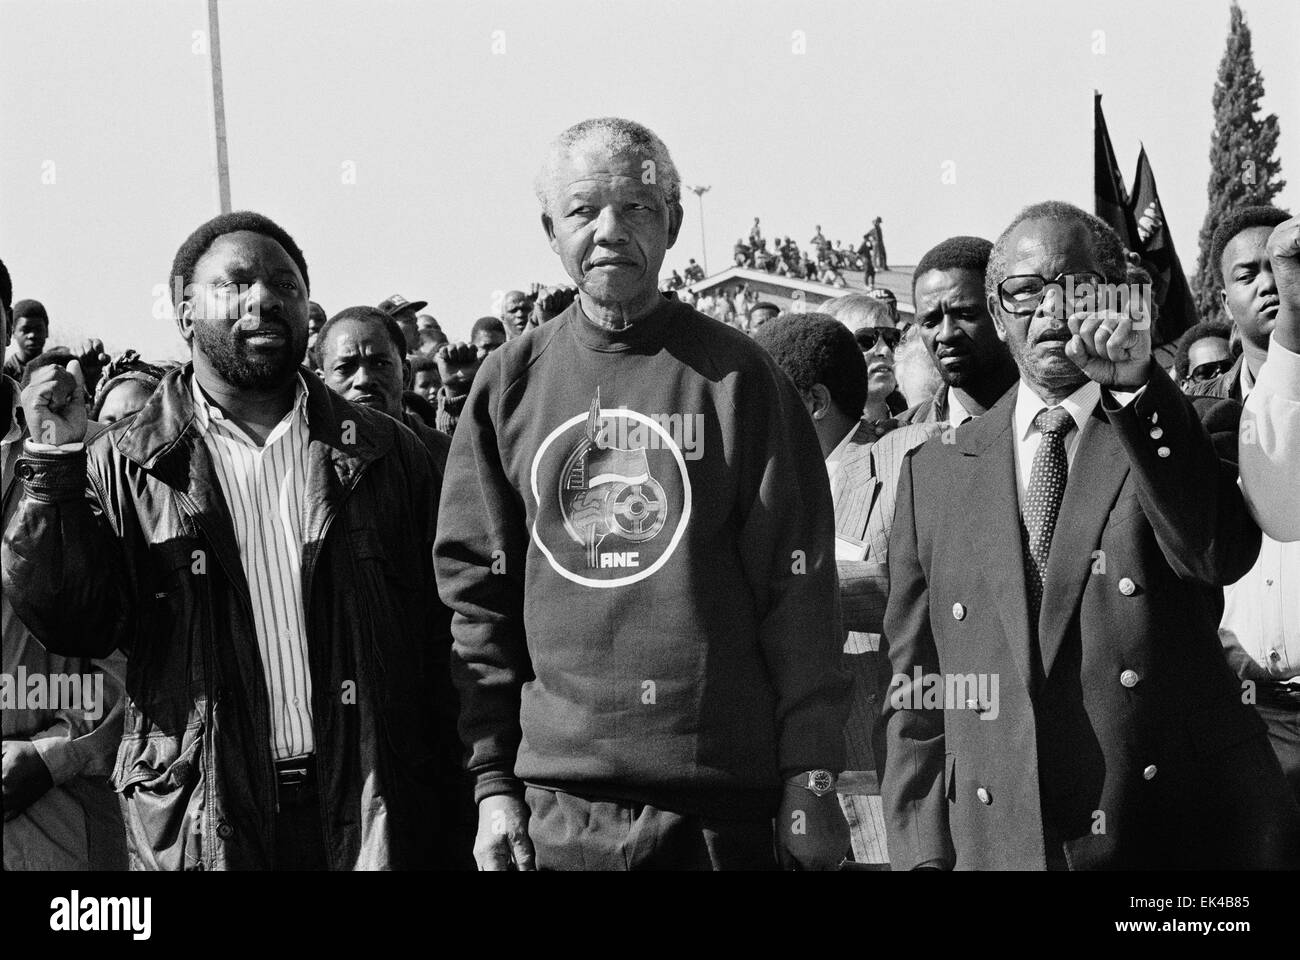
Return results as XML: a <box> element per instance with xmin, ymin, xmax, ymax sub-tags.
<box><xmin>378</xmin><ymin>293</ymin><xmax>428</xmax><ymax>316</ymax></box>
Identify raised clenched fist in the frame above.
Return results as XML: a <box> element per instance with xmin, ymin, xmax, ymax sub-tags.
<box><xmin>20</xmin><ymin>359</ymin><xmax>89</xmax><ymax>446</ymax></box>
<box><xmin>1064</xmin><ymin>309</ymin><xmax>1152</xmax><ymax>390</ymax></box>
<box><xmin>1266</xmin><ymin>215</ymin><xmax>1300</xmax><ymax>352</ymax></box>
<box><xmin>435</xmin><ymin>342</ymin><xmax>482</xmax><ymax>399</ymax></box>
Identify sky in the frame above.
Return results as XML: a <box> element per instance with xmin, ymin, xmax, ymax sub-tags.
<box><xmin>2</xmin><ymin>0</ymin><xmax>1298</xmax><ymax>358</ymax></box>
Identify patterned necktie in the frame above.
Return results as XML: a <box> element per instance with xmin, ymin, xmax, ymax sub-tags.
<box><xmin>1022</xmin><ymin>406</ymin><xmax>1075</xmax><ymax>625</ymax></box>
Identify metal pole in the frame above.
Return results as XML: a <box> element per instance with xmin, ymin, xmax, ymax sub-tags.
<box><xmin>689</xmin><ymin>185</ymin><xmax>711</xmax><ymax>275</ymax></box>
<box><xmin>208</xmin><ymin>0</ymin><xmax>232</xmax><ymax>214</ymax></box>
<box><xmin>698</xmin><ymin>193</ymin><xmax>708</xmax><ymax>275</ymax></box>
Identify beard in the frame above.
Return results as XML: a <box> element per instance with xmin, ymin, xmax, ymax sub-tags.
<box><xmin>192</xmin><ymin>319</ymin><xmax>306</xmax><ymax>390</ymax></box>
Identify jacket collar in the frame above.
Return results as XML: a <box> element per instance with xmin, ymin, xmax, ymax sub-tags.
<box><xmin>955</xmin><ymin>381</ymin><xmax>1017</xmax><ymax>456</ymax></box>
<box><xmin>115</xmin><ymin>363</ymin><xmax>394</xmax><ymax>481</ymax></box>
<box><xmin>112</xmin><ymin>364</ymin><xmax>398</xmax><ymax>616</ymax></box>
<box><xmin>838</xmin><ymin>420</ymin><xmax>880</xmax><ymax>474</ymax></box>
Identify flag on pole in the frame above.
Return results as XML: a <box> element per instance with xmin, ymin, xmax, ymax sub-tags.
<box><xmin>1094</xmin><ymin>92</ymin><xmax>1139</xmax><ymax>248</ymax></box>
<box><xmin>1129</xmin><ymin>146</ymin><xmax>1199</xmax><ymax>345</ymax></box>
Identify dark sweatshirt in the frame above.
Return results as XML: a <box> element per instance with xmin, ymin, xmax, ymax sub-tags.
<box><xmin>434</xmin><ymin>296</ymin><xmax>849</xmax><ymax>819</ymax></box>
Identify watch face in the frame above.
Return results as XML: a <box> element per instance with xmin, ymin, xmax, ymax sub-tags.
<box><xmin>810</xmin><ymin>770</ymin><xmax>834</xmax><ymax>794</ymax></box>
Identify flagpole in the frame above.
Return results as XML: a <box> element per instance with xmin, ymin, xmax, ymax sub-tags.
<box><xmin>1092</xmin><ymin>89</ymin><xmax>1098</xmax><ymax>214</ymax></box>
<box><xmin>208</xmin><ymin>0</ymin><xmax>232</xmax><ymax>214</ymax></box>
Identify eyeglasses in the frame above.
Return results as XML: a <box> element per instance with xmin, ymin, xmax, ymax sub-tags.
<box><xmin>1186</xmin><ymin>359</ymin><xmax>1234</xmax><ymax>383</ymax></box>
<box><xmin>855</xmin><ymin>327</ymin><xmax>902</xmax><ymax>350</ymax></box>
<box><xmin>997</xmin><ymin>272</ymin><xmax>1106</xmax><ymax>314</ymax></box>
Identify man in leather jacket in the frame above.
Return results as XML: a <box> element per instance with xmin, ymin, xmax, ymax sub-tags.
<box><xmin>2</xmin><ymin>212</ymin><xmax>470</xmax><ymax>870</ymax></box>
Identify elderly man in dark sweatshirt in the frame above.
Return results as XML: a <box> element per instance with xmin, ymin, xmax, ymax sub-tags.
<box><xmin>435</xmin><ymin>117</ymin><xmax>851</xmax><ymax>871</ymax></box>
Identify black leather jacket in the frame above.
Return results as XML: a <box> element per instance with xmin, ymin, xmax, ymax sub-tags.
<box><xmin>2</xmin><ymin>365</ymin><xmax>469</xmax><ymax>869</ymax></box>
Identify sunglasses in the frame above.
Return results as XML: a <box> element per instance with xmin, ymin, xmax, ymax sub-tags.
<box><xmin>1186</xmin><ymin>359</ymin><xmax>1234</xmax><ymax>383</ymax></box>
<box><xmin>856</xmin><ymin>327</ymin><xmax>902</xmax><ymax>349</ymax></box>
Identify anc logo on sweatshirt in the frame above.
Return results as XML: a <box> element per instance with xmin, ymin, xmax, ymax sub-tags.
<box><xmin>529</xmin><ymin>389</ymin><xmax>692</xmax><ymax>587</ymax></box>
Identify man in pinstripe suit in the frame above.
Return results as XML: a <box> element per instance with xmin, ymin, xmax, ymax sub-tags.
<box><xmin>754</xmin><ymin>313</ymin><xmax>939</xmax><ymax>864</ymax></box>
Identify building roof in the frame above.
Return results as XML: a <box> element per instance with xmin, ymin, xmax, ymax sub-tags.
<box><xmin>684</xmin><ymin>264</ymin><xmax>917</xmax><ymax>318</ymax></box>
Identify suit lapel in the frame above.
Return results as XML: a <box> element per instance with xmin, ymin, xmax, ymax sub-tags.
<box><xmin>1037</xmin><ymin>407</ymin><xmax>1129</xmax><ymax>677</ymax></box>
<box><xmin>832</xmin><ymin>423</ymin><xmax>881</xmax><ymax>542</ymax></box>
<box><xmin>959</xmin><ymin>394</ymin><xmax>1037</xmax><ymax>696</ymax></box>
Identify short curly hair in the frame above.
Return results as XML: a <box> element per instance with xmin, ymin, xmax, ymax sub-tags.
<box><xmin>169</xmin><ymin>210</ymin><xmax>309</xmax><ymax>313</ymax></box>
<box><xmin>1173</xmin><ymin>320</ymin><xmax>1232</xmax><ymax>381</ymax></box>
<box><xmin>752</xmin><ymin>311</ymin><xmax>869</xmax><ymax>420</ymax></box>
<box><xmin>986</xmin><ymin>201</ymin><xmax>1126</xmax><ymax>304</ymax></box>
<box><xmin>913</xmin><ymin>236</ymin><xmax>993</xmax><ymax>296</ymax></box>
<box><xmin>471</xmin><ymin>316</ymin><xmax>506</xmax><ymax>338</ymax></box>
<box><xmin>1210</xmin><ymin>205</ymin><xmax>1290</xmax><ymax>279</ymax></box>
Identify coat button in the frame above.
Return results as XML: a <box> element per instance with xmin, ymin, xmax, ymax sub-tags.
<box><xmin>1156</xmin><ymin>446</ymin><xmax>1171</xmax><ymax>458</ymax></box>
<box><xmin>952</xmin><ymin>602</ymin><xmax>966</xmax><ymax>621</ymax></box>
<box><xmin>1142</xmin><ymin>764</ymin><xmax>1158</xmax><ymax>781</ymax></box>
<box><xmin>976</xmin><ymin>787</ymin><xmax>992</xmax><ymax>805</ymax></box>
<box><xmin>1150</xmin><ymin>412</ymin><xmax>1159</xmax><ymax>425</ymax></box>
<box><xmin>216</xmin><ymin>820</ymin><xmax>235</xmax><ymax>840</ymax></box>
<box><xmin>1120</xmin><ymin>669</ymin><xmax>1140</xmax><ymax>688</ymax></box>
<box><xmin>1149</xmin><ymin>426</ymin><xmax>1163</xmax><ymax>439</ymax></box>
<box><xmin>1118</xmin><ymin>577</ymin><xmax>1136</xmax><ymax>596</ymax></box>
<box><xmin>17</xmin><ymin>463</ymin><xmax>34</xmax><ymax>480</ymax></box>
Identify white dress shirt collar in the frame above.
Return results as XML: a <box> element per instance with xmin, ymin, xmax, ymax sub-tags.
<box><xmin>946</xmin><ymin>387</ymin><xmax>973</xmax><ymax>427</ymax></box>
<box><xmin>1239</xmin><ymin>356</ymin><xmax>1256</xmax><ymax>397</ymax></box>
<box><xmin>1013</xmin><ymin>377</ymin><xmax>1101</xmax><ymax>443</ymax></box>
<box><xmin>191</xmin><ymin>370</ymin><xmax>310</xmax><ymax>442</ymax></box>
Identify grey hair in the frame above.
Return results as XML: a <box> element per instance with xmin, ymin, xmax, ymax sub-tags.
<box><xmin>894</xmin><ymin>325</ymin><xmax>944</xmax><ymax>407</ymax></box>
<box><xmin>533</xmin><ymin>117</ymin><xmax>682</xmax><ymax>211</ymax></box>
<box><xmin>823</xmin><ymin>292</ymin><xmax>894</xmax><ymax>329</ymax></box>
<box><xmin>985</xmin><ymin>200</ymin><xmax>1128</xmax><ymax>303</ymax></box>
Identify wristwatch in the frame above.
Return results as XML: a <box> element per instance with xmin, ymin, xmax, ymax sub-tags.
<box><xmin>792</xmin><ymin>769</ymin><xmax>837</xmax><ymax>797</ymax></box>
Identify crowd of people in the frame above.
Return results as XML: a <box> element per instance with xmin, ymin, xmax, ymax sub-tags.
<box><xmin>3</xmin><ymin>116</ymin><xmax>1298</xmax><ymax>872</ymax></box>
<box><xmin>663</xmin><ymin>216</ymin><xmax>890</xmax><ymax>294</ymax></box>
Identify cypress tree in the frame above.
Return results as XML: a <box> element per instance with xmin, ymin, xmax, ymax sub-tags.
<box><xmin>1193</xmin><ymin>1</ymin><xmax>1285</xmax><ymax>322</ymax></box>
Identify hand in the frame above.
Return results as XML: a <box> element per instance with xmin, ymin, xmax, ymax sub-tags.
<box><xmin>532</xmin><ymin>285</ymin><xmax>577</xmax><ymax>324</ymax></box>
<box><xmin>436</xmin><ymin>342</ymin><xmax>483</xmax><ymax>397</ymax></box>
<box><xmin>1266</xmin><ymin>215</ymin><xmax>1300</xmax><ymax>353</ymax></box>
<box><xmin>75</xmin><ymin>338</ymin><xmax>110</xmax><ymax>391</ymax></box>
<box><xmin>1065</xmin><ymin>309</ymin><xmax>1151</xmax><ymax>389</ymax></box>
<box><xmin>21</xmin><ymin>358</ymin><xmax>89</xmax><ymax>445</ymax></box>
<box><xmin>474</xmin><ymin>794</ymin><xmax>535</xmax><ymax>871</ymax></box>
<box><xmin>2</xmin><ymin>740</ymin><xmax>55</xmax><ymax>820</ymax></box>
<box><xmin>776</xmin><ymin>780</ymin><xmax>850</xmax><ymax>870</ymax></box>
<box><xmin>436</xmin><ymin>342</ymin><xmax>481</xmax><ymax>374</ymax></box>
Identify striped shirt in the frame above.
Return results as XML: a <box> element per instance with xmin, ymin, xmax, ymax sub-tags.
<box><xmin>192</xmin><ymin>373</ymin><xmax>314</xmax><ymax>760</ymax></box>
